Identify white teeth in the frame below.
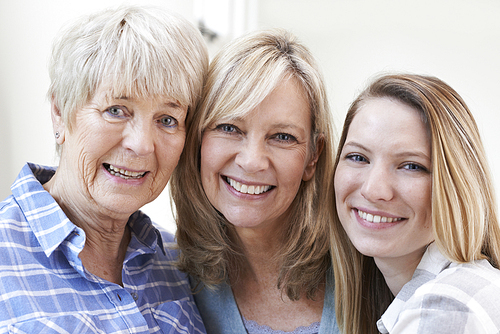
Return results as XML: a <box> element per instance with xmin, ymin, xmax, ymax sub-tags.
<box><xmin>226</xmin><ymin>177</ymin><xmax>271</xmax><ymax>195</ymax></box>
<box><xmin>357</xmin><ymin>209</ymin><xmax>402</xmax><ymax>223</ymax></box>
<box><xmin>107</xmin><ymin>164</ymin><xmax>146</xmax><ymax>179</ymax></box>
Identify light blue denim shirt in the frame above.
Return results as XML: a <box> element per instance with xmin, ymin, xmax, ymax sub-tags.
<box><xmin>0</xmin><ymin>163</ymin><xmax>206</xmax><ymax>333</ymax></box>
<box><xmin>192</xmin><ymin>267</ymin><xmax>339</xmax><ymax>334</ymax></box>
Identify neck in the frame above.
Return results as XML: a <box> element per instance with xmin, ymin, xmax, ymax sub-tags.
<box><xmin>79</xmin><ymin>224</ymin><xmax>131</xmax><ymax>285</ymax></box>
<box><xmin>374</xmin><ymin>247</ymin><xmax>427</xmax><ymax>296</ymax></box>
<box><xmin>43</xmin><ymin>168</ymin><xmax>131</xmax><ymax>285</ymax></box>
<box><xmin>231</xmin><ymin>223</ymin><xmax>285</xmax><ymax>279</ymax></box>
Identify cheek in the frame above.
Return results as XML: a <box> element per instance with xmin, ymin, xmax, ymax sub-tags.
<box><xmin>413</xmin><ymin>181</ymin><xmax>432</xmax><ymax>226</ymax></box>
<box><xmin>334</xmin><ymin>165</ymin><xmax>356</xmax><ymax>202</ymax></box>
<box><xmin>200</xmin><ymin>137</ymin><xmax>220</xmax><ymax>192</ymax></box>
<box><xmin>158</xmin><ymin>135</ymin><xmax>185</xmax><ymax>168</ymax></box>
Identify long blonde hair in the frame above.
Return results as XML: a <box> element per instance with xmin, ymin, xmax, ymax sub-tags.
<box><xmin>331</xmin><ymin>73</ymin><xmax>500</xmax><ymax>333</ymax></box>
<box><xmin>171</xmin><ymin>29</ymin><xmax>335</xmax><ymax>300</ymax></box>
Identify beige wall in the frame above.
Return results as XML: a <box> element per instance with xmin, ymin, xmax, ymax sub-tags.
<box><xmin>1</xmin><ymin>0</ymin><xmax>499</xmax><ymax>233</ymax></box>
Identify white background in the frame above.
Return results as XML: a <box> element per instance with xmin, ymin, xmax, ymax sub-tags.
<box><xmin>1</xmin><ymin>0</ymin><xmax>499</xmax><ymax>233</ymax></box>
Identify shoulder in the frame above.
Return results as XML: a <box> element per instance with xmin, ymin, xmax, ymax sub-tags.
<box><xmin>399</xmin><ymin>261</ymin><xmax>500</xmax><ymax>333</ymax></box>
<box><xmin>416</xmin><ymin>259</ymin><xmax>500</xmax><ymax>301</ymax></box>
<box><xmin>152</xmin><ymin>221</ymin><xmax>178</xmax><ymax>258</ymax></box>
<box><xmin>0</xmin><ymin>194</ymin><xmax>33</xmax><ymax>248</ymax></box>
<box><xmin>192</xmin><ymin>281</ymin><xmax>246</xmax><ymax>334</ymax></box>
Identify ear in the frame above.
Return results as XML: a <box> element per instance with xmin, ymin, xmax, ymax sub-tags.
<box><xmin>51</xmin><ymin>97</ymin><xmax>65</xmax><ymax>144</ymax></box>
<box><xmin>302</xmin><ymin>134</ymin><xmax>324</xmax><ymax>181</ymax></box>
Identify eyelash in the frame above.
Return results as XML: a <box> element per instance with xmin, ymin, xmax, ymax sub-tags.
<box><xmin>402</xmin><ymin>163</ymin><xmax>429</xmax><ymax>173</ymax></box>
<box><xmin>214</xmin><ymin>124</ymin><xmax>298</xmax><ymax>143</ymax></box>
<box><xmin>215</xmin><ymin>123</ymin><xmax>239</xmax><ymax>134</ymax></box>
<box><xmin>273</xmin><ymin>133</ymin><xmax>298</xmax><ymax>143</ymax></box>
<box><xmin>345</xmin><ymin>154</ymin><xmax>429</xmax><ymax>173</ymax></box>
<box><xmin>105</xmin><ymin>105</ymin><xmax>127</xmax><ymax>118</ymax></box>
<box><xmin>159</xmin><ymin>116</ymin><xmax>178</xmax><ymax>128</ymax></box>
<box><xmin>345</xmin><ymin>153</ymin><xmax>367</xmax><ymax>163</ymax></box>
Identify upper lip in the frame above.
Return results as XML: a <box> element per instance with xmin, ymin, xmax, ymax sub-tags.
<box><xmin>223</xmin><ymin>175</ymin><xmax>275</xmax><ymax>195</ymax></box>
<box><xmin>104</xmin><ymin>163</ymin><xmax>148</xmax><ymax>176</ymax></box>
<box><xmin>355</xmin><ymin>207</ymin><xmax>406</xmax><ymax>220</ymax></box>
<box><xmin>222</xmin><ymin>175</ymin><xmax>274</xmax><ymax>187</ymax></box>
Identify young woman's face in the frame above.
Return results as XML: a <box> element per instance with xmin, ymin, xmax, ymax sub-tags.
<box><xmin>200</xmin><ymin>78</ymin><xmax>319</xmax><ymax>233</ymax></box>
<box><xmin>334</xmin><ymin>97</ymin><xmax>434</xmax><ymax>267</ymax></box>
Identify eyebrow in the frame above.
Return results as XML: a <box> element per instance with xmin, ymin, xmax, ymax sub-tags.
<box><xmin>227</xmin><ymin>116</ymin><xmax>306</xmax><ymax>130</ymax></box>
<box><xmin>343</xmin><ymin>141</ymin><xmax>431</xmax><ymax>160</ymax></box>
<box><xmin>343</xmin><ymin>141</ymin><xmax>371</xmax><ymax>153</ymax></box>
<box><xmin>113</xmin><ymin>96</ymin><xmax>183</xmax><ymax>109</ymax></box>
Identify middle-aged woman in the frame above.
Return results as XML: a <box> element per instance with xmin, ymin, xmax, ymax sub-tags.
<box><xmin>331</xmin><ymin>73</ymin><xmax>500</xmax><ymax>334</ymax></box>
<box><xmin>170</xmin><ymin>29</ymin><xmax>338</xmax><ymax>333</ymax></box>
<box><xmin>0</xmin><ymin>6</ymin><xmax>208</xmax><ymax>333</ymax></box>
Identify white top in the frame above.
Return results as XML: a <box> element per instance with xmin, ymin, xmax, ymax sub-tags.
<box><xmin>377</xmin><ymin>242</ymin><xmax>500</xmax><ymax>333</ymax></box>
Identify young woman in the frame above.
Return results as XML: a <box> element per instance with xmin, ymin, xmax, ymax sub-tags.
<box><xmin>331</xmin><ymin>73</ymin><xmax>500</xmax><ymax>333</ymax></box>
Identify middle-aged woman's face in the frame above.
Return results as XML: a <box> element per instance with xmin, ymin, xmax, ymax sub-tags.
<box><xmin>334</xmin><ymin>97</ymin><xmax>434</xmax><ymax>266</ymax></box>
<box><xmin>58</xmin><ymin>84</ymin><xmax>188</xmax><ymax>217</ymax></box>
<box><xmin>200</xmin><ymin>77</ymin><xmax>318</xmax><ymax>232</ymax></box>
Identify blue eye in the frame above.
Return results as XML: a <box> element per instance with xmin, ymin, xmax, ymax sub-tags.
<box><xmin>346</xmin><ymin>154</ymin><xmax>368</xmax><ymax>163</ymax></box>
<box><xmin>160</xmin><ymin>116</ymin><xmax>177</xmax><ymax>128</ymax></box>
<box><xmin>274</xmin><ymin>133</ymin><xmax>297</xmax><ymax>143</ymax></box>
<box><xmin>215</xmin><ymin>123</ymin><xmax>238</xmax><ymax>133</ymax></box>
<box><xmin>106</xmin><ymin>106</ymin><xmax>126</xmax><ymax>117</ymax></box>
<box><xmin>403</xmin><ymin>163</ymin><xmax>429</xmax><ymax>172</ymax></box>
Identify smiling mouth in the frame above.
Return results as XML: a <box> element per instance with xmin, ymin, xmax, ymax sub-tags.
<box><xmin>224</xmin><ymin>176</ymin><xmax>274</xmax><ymax>195</ymax></box>
<box><xmin>104</xmin><ymin>163</ymin><xmax>147</xmax><ymax>180</ymax></box>
<box><xmin>357</xmin><ymin>209</ymin><xmax>404</xmax><ymax>223</ymax></box>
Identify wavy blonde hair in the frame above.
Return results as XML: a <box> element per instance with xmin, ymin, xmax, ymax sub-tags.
<box><xmin>170</xmin><ymin>29</ymin><xmax>335</xmax><ymax>300</ymax></box>
<box><xmin>331</xmin><ymin>73</ymin><xmax>500</xmax><ymax>333</ymax></box>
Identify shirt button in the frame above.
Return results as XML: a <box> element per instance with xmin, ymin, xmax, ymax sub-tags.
<box><xmin>131</xmin><ymin>292</ymin><xmax>138</xmax><ymax>301</ymax></box>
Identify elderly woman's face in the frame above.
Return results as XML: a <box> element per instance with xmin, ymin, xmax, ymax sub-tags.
<box><xmin>200</xmin><ymin>77</ymin><xmax>318</xmax><ymax>232</ymax></box>
<box><xmin>334</xmin><ymin>97</ymin><xmax>433</xmax><ymax>268</ymax></box>
<box><xmin>59</xmin><ymin>85</ymin><xmax>187</xmax><ymax>217</ymax></box>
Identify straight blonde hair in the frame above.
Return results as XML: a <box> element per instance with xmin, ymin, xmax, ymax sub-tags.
<box><xmin>171</xmin><ymin>29</ymin><xmax>335</xmax><ymax>300</ymax></box>
<box><xmin>331</xmin><ymin>73</ymin><xmax>500</xmax><ymax>333</ymax></box>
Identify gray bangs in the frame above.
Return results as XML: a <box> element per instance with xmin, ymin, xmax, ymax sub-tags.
<box><xmin>96</xmin><ymin>14</ymin><xmax>198</xmax><ymax>107</ymax></box>
<box><xmin>49</xmin><ymin>6</ymin><xmax>206</xmax><ymax>131</ymax></box>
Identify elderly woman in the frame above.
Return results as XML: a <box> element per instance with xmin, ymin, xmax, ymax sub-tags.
<box><xmin>170</xmin><ymin>29</ymin><xmax>338</xmax><ymax>333</ymax></box>
<box><xmin>331</xmin><ymin>74</ymin><xmax>500</xmax><ymax>333</ymax></box>
<box><xmin>0</xmin><ymin>6</ymin><xmax>208</xmax><ymax>333</ymax></box>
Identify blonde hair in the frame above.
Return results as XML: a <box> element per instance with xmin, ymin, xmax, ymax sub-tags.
<box><xmin>331</xmin><ymin>73</ymin><xmax>500</xmax><ymax>333</ymax></box>
<box><xmin>171</xmin><ymin>29</ymin><xmax>335</xmax><ymax>300</ymax></box>
<box><xmin>48</xmin><ymin>5</ymin><xmax>208</xmax><ymax>152</ymax></box>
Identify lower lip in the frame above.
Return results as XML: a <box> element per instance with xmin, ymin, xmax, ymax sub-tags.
<box><xmin>354</xmin><ymin>209</ymin><xmax>402</xmax><ymax>230</ymax></box>
<box><xmin>103</xmin><ymin>165</ymin><xmax>148</xmax><ymax>185</ymax></box>
<box><xmin>222</xmin><ymin>177</ymin><xmax>272</xmax><ymax>199</ymax></box>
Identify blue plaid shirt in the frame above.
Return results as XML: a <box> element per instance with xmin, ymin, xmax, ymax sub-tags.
<box><xmin>0</xmin><ymin>163</ymin><xmax>206</xmax><ymax>334</ymax></box>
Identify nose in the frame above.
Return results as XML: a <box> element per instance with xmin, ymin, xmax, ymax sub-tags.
<box><xmin>360</xmin><ymin>164</ymin><xmax>394</xmax><ymax>202</ymax></box>
<box><xmin>122</xmin><ymin>120</ymin><xmax>155</xmax><ymax>156</ymax></box>
<box><xmin>234</xmin><ymin>137</ymin><xmax>269</xmax><ymax>173</ymax></box>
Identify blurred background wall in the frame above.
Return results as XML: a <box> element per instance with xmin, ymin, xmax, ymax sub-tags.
<box><xmin>1</xmin><ymin>0</ymin><xmax>499</xmax><ymax>233</ymax></box>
